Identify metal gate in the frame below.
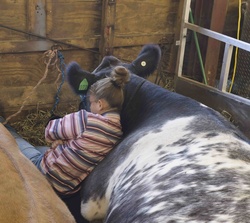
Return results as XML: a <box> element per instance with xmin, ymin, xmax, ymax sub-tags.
<box><xmin>175</xmin><ymin>0</ymin><xmax>250</xmax><ymax>138</ymax></box>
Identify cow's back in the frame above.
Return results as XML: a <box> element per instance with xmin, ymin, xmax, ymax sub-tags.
<box><xmin>103</xmin><ymin>115</ymin><xmax>250</xmax><ymax>222</ymax></box>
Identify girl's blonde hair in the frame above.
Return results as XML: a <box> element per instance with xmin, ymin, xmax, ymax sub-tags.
<box><xmin>88</xmin><ymin>66</ymin><xmax>131</xmax><ymax>111</ymax></box>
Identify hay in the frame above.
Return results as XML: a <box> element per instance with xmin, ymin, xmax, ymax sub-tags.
<box><xmin>11</xmin><ymin>110</ymin><xmax>68</xmax><ymax>146</ymax></box>
<box><xmin>163</xmin><ymin>76</ymin><xmax>175</xmax><ymax>92</ymax></box>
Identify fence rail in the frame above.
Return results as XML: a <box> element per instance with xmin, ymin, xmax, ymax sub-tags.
<box><xmin>176</xmin><ymin>0</ymin><xmax>250</xmax><ymax>92</ymax></box>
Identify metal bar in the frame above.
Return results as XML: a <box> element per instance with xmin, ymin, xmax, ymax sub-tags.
<box><xmin>218</xmin><ymin>43</ymin><xmax>233</xmax><ymax>91</ymax></box>
<box><xmin>185</xmin><ymin>22</ymin><xmax>250</xmax><ymax>52</ymax></box>
<box><xmin>176</xmin><ymin>0</ymin><xmax>191</xmax><ymax>77</ymax></box>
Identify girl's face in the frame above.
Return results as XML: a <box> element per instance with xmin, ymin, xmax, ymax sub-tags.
<box><xmin>89</xmin><ymin>94</ymin><xmax>111</xmax><ymax>114</ymax></box>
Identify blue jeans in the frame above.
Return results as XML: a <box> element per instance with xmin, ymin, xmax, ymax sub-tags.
<box><xmin>1</xmin><ymin>117</ymin><xmax>49</xmax><ymax>172</ymax></box>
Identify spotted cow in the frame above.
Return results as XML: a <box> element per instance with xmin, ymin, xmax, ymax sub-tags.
<box><xmin>66</xmin><ymin>44</ymin><xmax>250</xmax><ymax>223</ymax></box>
<box><xmin>0</xmin><ymin>123</ymin><xmax>76</xmax><ymax>223</ymax></box>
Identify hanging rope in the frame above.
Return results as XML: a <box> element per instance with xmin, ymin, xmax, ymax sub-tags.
<box><xmin>3</xmin><ymin>47</ymin><xmax>65</xmax><ymax>124</ymax></box>
<box><xmin>50</xmin><ymin>50</ymin><xmax>66</xmax><ymax>115</ymax></box>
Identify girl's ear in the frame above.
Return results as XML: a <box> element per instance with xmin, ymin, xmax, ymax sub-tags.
<box><xmin>98</xmin><ymin>99</ymin><xmax>109</xmax><ymax>111</ymax></box>
<box><xmin>97</xmin><ymin>99</ymin><xmax>103</xmax><ymax>111</ymax></box>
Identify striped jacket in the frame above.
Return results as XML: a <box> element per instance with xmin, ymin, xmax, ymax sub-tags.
<box><xmin>40</xmin><ymin>109</ymin><xmax>122</xmax><ymax>195</ymax></box>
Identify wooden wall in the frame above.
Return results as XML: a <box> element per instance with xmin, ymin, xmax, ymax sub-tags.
<box><xmin>0</xmin><ymin>0</ymin><xmax>241</xmax><ymax>123</ymax></box>
<box><xmin>0</xmin><ymin>0</ymin><xmax>179</xmax><ymax>121</ymax></box>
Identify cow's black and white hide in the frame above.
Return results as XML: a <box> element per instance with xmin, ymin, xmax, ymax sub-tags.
<box><xmin>66</xmin><ymin>44</ymin><xmax>250</xmax><ymax>223</ymax></box>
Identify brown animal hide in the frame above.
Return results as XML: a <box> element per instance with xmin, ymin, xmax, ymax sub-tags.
<box><xmin>0</xmin><ymin>123</ymin><xmax>76</xmax><ymax>223</ymax></box>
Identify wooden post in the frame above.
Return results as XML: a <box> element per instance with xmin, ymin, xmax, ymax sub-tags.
<box><xmin>27</xmin><ymin>0</ymin><xmax>46</xmax><ymax>37</ymax></box>
<box><xmin>204</xmin><ymin>0</ymin><xmax>228</xmax><ymax>86</ymax></box>
<box><xmin>99</xmin><ymin>0</ymin><xmax>116</xmax><ymax>58</ymax></box>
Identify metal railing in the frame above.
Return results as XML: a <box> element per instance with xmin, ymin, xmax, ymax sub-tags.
<box><xmin>176</xmin><ymin>0</ymin><xmax>250</xmax><ymax>92</ymax></box>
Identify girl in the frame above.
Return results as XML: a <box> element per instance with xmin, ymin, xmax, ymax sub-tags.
<box><xmin>2</xmin><ymin>65</ymin><xmax>130</xmax><ymax>195</ymax></box>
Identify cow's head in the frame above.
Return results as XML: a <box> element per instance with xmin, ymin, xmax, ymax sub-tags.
<box><xmin>66</xmin><ymin>44</ymin><xmax>161</xmax><ymax>133</ymax></box>
<box><xmin>66</xmin><ymin>44</ymin><xmax>161</xmax><ymax>96</ymax></box>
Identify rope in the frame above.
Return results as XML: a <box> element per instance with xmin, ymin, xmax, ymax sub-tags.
<box><xmin>3</xmin><ymin>48</ymin><xmax>62</xmax><ymax>124</ymax></box>
<box><xmin>50</xmin><ymin>50</ymin><xmax>66</xmax><ymax>115</ymax></box>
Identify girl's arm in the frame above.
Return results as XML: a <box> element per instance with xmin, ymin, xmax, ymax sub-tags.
<box><xmin>45</xmin><ymin>110</ymin><xmax>88</xmax><ymax>142</ymax></box>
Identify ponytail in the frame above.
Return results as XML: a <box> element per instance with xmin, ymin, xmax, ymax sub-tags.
<box><xmin>88</xmin><ymin>66</ymin><xmax>131</xmax><ymax>111</ymax></box>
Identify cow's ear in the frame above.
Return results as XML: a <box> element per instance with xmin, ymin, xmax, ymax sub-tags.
<box><xmin>93</xmin><ymin>56</ymin><xmax>121</xmax><ymax>73</ymax></box>
<box><xmin>66</xmin><ymin>62</ymin><xmax>100</xmax><ymax>95</ymax></box>
<box><xmin>128</xmin><ymin>44</ymin><xmax>161</xmax><ymax>78</ymax></box>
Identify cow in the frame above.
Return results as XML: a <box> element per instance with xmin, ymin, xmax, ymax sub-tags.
<box><xmin>66</xmin><ymin>44</ymin><xmax>250</xmax><ymax>223</ymax></box>
<box><xmin>0</xmin><ymin>123</ymin><xmax>76</xmax><ymax>223</ymax></box>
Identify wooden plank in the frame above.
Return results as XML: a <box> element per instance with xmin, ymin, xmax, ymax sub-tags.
<box><xmin>114</xmin><ymin>33</ymin><xmax>174</xmax><ymax>47</ymax></box>
<box><xmin>0</xmin><ymin>50</ymin><xmax>98</xmax><ymax>85</ymax></box>
<box><xmin>0</xmin><ymin>40</ymin><xmax>53</xmax><ymax>53</ymax></box>
<box><xmin>115</xmin><ymin>0</ymin><xmax>178</xmax><ymax>35</ymax></box>
<box><xmin>46</xmin><ymin>0</ymin><xmax>102</xmax><ymax>39</ymax></box>
<box><xmin>27</xmin><ymin>0</ymin><xmax>46</xmax><ymax>37</ymax></box>
<box><xmin>99</xmin><ymin>0</ymin><xmax>117</xmax><ymax>57</ymax></box>
<box><xmin>0</xmin><ymin>84</ymin><xmax>76</xmax><ymax>108</ymax></box>
<box><xmin>175</xmin><ymin>76</ymin><xmax>250</xmax><ymax>139</ymax></box>
<box><xmin>0</xmin><ymin>33</ymin><xmax>174</xmax><ymax>53</ymax></box>
<box><xmin>0</xmin><ymin>50</ymin><xmax>98</xmax><ymax>118</ymax></box>
<box><xmin>204</xmin><ymin>0</ymin><xmax>228</xmax><ymax>86</ymax></box>
<box><xmin>0</xmin><ymin>1</ymin><xmax>27</xmax><ymax>41</ymax></box>
<box><xmin>0</xmin><ymin>39</ymin><xmax>99</xmax><ymax>53</ymax></box>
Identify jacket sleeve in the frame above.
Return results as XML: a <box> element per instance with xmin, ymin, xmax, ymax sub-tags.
<box><xmin>45</xmin><ymin>110</ymin><xmax>88</xmax><ymax>142</ymax></box>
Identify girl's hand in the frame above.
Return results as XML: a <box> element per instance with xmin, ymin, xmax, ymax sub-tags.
<box><xmin>51</xmin><ymin>140</ymin><xmax>64</xmax><ymax>149</ymax></box>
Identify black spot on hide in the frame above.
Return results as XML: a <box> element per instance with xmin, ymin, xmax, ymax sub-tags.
<box><xmin>205</xmin><ymin>132</ymin><xmax>219</xmax><ymax>138</ymax></box>
<box><xmin>229</xmin><ymin>146</ymin><xmax>250</xmax><ymax>163</ymax></box>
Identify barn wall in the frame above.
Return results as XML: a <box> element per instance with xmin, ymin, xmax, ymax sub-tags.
<box><xmin>0</xmin><ymin>0</ymin><xmax>179</xmax><ymax>121</ymax></box>
<box><xmin>0</xmin><ymin>0</ymin><xmax>241</xmax><ymax>123</ymax></box>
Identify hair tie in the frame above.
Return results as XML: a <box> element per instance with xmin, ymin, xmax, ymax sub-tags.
<box><xmin>111</xmin><ymin>79</ymin><xmax>121</xmax><ymax>88</ymax></box>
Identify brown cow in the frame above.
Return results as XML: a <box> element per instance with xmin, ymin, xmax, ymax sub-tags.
<box><xmin>0</xmin><ymin>123</ymin><xmax>76</xmax><ymax>223</ymax></box>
